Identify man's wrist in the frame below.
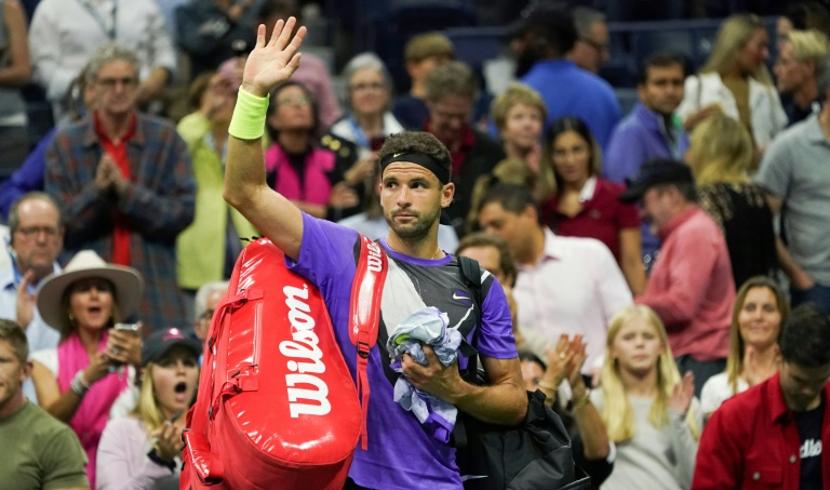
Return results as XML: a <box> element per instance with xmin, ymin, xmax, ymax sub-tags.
<box><xmin>241</xmin><ymin>81</ymin><xmax>268</xmax><ymax>98</ymax></box>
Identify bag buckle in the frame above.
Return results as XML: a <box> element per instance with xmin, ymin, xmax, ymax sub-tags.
<box><xmin>357</xmin><ymin>341</ymin><xmax>370</xmax><ymax>359</ymax></box>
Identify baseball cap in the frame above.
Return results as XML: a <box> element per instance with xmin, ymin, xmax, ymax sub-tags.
<box><xmin>618</xmin><ymin>159</ymin><xmax>695</xmax><ymax>203</ymax></box>
<box><xmin>141</xmin><ymin>327</ymin><xmax>202</xmax><ymax>365</ymax></box>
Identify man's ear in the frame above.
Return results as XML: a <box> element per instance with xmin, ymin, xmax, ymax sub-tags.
<box><xmin>441</xmin><ymin>182</ymin><xmax>455</xmax><ymax>208</ymax></box>
<box><xmin>521</xmin><ymin>204</ymin><xmax>538</xmax><ymax>223</ymax></box>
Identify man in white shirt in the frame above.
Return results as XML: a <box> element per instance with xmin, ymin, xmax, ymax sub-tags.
<box><xmin>478</xmin><ymin>183</ymin><xmax>632</xmax><ymax>375</ymax></box>
<box><xmin>0</xmin><ymin>193</ymin><xmax>62</xmax><ymax>360</ymax></box>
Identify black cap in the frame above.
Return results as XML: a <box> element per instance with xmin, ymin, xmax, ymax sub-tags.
<box><xmin>619</xmin><ymin>159</ymin><xmax>695</xmax><ymax>203</ymax></box>
<box><xmin>141</xmin><ymin>327</ymin><xmax>202</xmax><ymax>365</ymax></box>
<box><xmin>505</xmin><ymin>1</ymin><xmax>574</xmax><ymax>41</ymax></box>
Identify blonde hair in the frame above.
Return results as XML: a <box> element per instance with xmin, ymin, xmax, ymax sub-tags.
<box><xmin>687</xmin><ymin>113</ymin><xmax>753</xmax><ymax>185</ymax></box>
<box><xmin>404</xmin><ymin>32</ymin><xmax>454</xmax><ymax>62</ymax></box>
<box><xmin>702</xmin><ymin>14</ymin><xmax>773</xmax><ymax>85</ymax></box>
<box><xmin>133</xmin><ymin>363</ymin><xmax>166</xmax><ymax>433</ymax></box>
<box><xmin>786</xmin><ymin>29</ymin><xmax>830</xmax><ymax>62</ymax></box>
<box><xmin>490</xmin><ymin>82</ymin><xmax>548</xmax><ymax>131</ymax></box>
<box><xmin>725</xmin><ymin>276</ymin><xmax>789</xmax><ymax>394</ymax></box>
<box><xmin>599</xmin><ymin>305</ymin><xmax>700</xmax><ymax>443</ymax></box>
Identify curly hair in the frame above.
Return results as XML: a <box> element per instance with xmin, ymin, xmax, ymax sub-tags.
<box><xmin>377</xmin><ymin>131</ymin><xmax>452</xmax><ymax>179</ymax></box>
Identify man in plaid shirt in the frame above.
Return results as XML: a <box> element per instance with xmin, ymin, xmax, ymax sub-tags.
<box><xmin>45</xmin><ymin>44</ymin><xmax>195</xmax><ymax>331</ymax></box>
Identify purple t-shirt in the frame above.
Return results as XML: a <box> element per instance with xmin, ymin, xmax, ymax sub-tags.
<box><xmin>287</xmin><ymin>213</ymin><xmax>516</xmax><ymax>489</ymax></box>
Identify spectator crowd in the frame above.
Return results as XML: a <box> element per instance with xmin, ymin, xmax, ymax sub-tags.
<box><xmin>1</xmin><ymin>0</ymin><xmax>830</xmax><ymax>488</ymax></box>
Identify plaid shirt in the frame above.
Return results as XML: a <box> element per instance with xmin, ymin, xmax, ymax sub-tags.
<box><xmin>45</xmin><ymin>112</ymin><xmax>195</xmax><ymax>331</ymax></box>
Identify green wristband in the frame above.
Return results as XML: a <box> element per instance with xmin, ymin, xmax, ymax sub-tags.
<box><xmin>228</xmin><ymin>88</ymin><xmax>270</xmax><ymax>140</ymax></box>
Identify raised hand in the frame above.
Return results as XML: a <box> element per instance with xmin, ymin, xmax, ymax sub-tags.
<box><xmin>668</xmin><ymin>371</ymin><xmax>695</xmax><ymax>416</ymax></box>
<box><xmin>242</xmin><ymin>17</ymin><xmax>307</xmax><ymax>97</ymax></box>
<box><xmin>15</xmin><ymin>270</ymin><xmax>36</xmax><ymax>328</ymax></box>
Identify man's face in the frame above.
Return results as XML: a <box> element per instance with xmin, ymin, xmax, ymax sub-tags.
<box><xmin>427</xmin><ymin>95</ymin><xmax>473</xmax><ymax>147</ymax></box>
<box><xmin>574</xmin><ymin>21</ymin><xmax>610</xmax><ymax>73</ymax></box>
<box><xmin>478</xmin><ymin>202</ymin><xmax>534</xmax><ymax>261</ymax></box>
<box><xmin>92</xmin><ymin>59</ymin><xmax>139</xmax><ymax>117</ymax></box>
<box><xmin>640</xmin><ymin>187</ymin><xmax>674</xmax><ymax>233</ymax></box>
<box><xmin>0</xmin><ymin>339</ymin><xmax>27</xmax><ymax>415</ymax></box>
<box><xmin>458</xmin><ymin>245</ymin><xmax>509</xmax><ymax>286</ymax></box>
<box><xmin>638</xmin><ymin>64</ymin><xmax>685</xmax><ymax>116</ymax></box>
<box><xmin>380</xmin><ymin>162</ymin><xmax>453</xmax><ymax>242</ymax></box>
<box><xmin>11</xmin><ymin>198</ymin><xmax>63</xmax><ymax>281</ymax></box>
<box><xmin>774</xmin><ymin>41</ymin><xmax>812</xmax><ymax>95</ymax></box>
<box><xmin>195</xmin><ymin>289</ymin><xmax>225</xmax><ymax>341</ymax></box>
<box><xmin>779</xmin><ymin>361</ymin><xmax>830</xmax><ymax>412</ymax></box>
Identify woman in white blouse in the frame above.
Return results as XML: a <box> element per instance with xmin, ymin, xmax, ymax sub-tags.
<box><xmin>700</xmin><ymin>276</ymin><xmax>787</xmax><ymax>417</ymax></box>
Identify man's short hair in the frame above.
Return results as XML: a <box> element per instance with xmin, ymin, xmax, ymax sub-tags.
<box><xmin>572</xmin><ymin>7</ymin><xmax>605</xmax><ymax>39</ymax></box>
<box><xmin>637</xmin><ymin>53</ymin><xmax>687</xmax><ymax>85</ymax></box>
<box><xmin>0</xmin><ymin>319</ymin><xmax>28</xmax><ymax>364</ymax></box>
<box><xmin>479</xmin><ymin>182</ymin><xmax>536</xmax><ymax>216</ymax></box>
<box><xmin>342</xmin><ymin>52</ymin><xmax>394</xmax><ymax>93</ymax></box>
<box><xmin>514</xmin><ymin>3</ymin><xmax>578</xmax><ymax>58</ymax></box>
<box><xmin>786</xmin><ymin>29</ymin><xmax>830</xmax><ymax>63</ymax></box>
<box><xmin>405</xmin><ymin>32</ymin><xmax>454</xmax><ymax>63</ymax></box>
<box><xmin>425</xmin><ymin>60</ymin><xmax>477</xmax><ymax>103</ymax></box>
<box><xmin>779</xmin><ymin>303</ymin><xmax>830</xmax><ymax>367</ymax></box>
<box><xmin>490</xmin><ymin>82</ymin><xmax>547</xmax><ymax>131</ymax></box>
<box><xmin>377</xmin><ymin>132</ymin><xmax>452</xmax><ymax>180</ymax></box>
<box><xmin>194</xmin><ymin>281</ymin><xmax>229</xmax><ymax>322</ymax></box>
<box><xmin>654</xmin><ymin>181</ymin><xmax>698</xmax><ymax>203</ymax></box>
<box><xmin>85</xmin><ymin>43</ymin><xmax>140</xmax><ymax>83</ymax></box>
<box><xmin>7</xmin><ymin>192</ymin><xmax>62</xmax><ymax>234</ymax></box>
<box><xmin>456</xmin><ymin>232</ymin><xmax>518</xmax><ymax>287</ymax></box>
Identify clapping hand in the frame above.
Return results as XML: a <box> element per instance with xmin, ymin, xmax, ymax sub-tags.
<box><xmin>242</xmin><ymin>17</ymin><xmax>306</xmax><ymax>97</ymax></box>
<box><xmin>668</xmin><ymin>371</ymin><xmax>695</xmax><ymax>416</ymax></box>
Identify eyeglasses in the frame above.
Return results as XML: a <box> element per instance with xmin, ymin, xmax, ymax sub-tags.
<box><xmin>199</xmin><ymin>309</ymin><xmax>216</xmax><ymax>321</ymax></box>
<box><xmin>70</xmin><ymin>278</ymin><xmax>114</xmax><ymax>293</ymax></box>
<box><xmin>95</xmin><ymin>76</ymin><xmax>138</xmax><ymax>89</ymax></box>
<box><xmin>579</xmin><ymin>37</ymin><xmax>610</xmax><ymax>54</ymax></box>
<box><xmin>14</xmin><ymin>225</ymin><xmax>61</xmax><ymax>239</ymax></box>
<box><xmin>276</xmin><ymin>95</ymin><xmax>311</xmax><ymax>107</ymax></box>
<box><xmin>349</xmin><ymin>82</ymin><xmax>385</xmax><ymax>93</ymax></box>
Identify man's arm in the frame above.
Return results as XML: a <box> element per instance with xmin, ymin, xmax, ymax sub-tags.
<box><xmin>691</xmin><ymin>407</ymin><xmax>742</xmax><ymax>489</ymax></box>
<box><xmin>402</xmin><ymin>348</ymin><xmax>527</xmax><ymax>426</ymax></box>
<box><xmin>766</xmin><ymin>194</ymin><xmax>814</xmax><ymax>289</ymax></box>
<box><xmin>223</xmin><ymin>19</ymin><xmax>307</xmax><ymax>261</ymax></box>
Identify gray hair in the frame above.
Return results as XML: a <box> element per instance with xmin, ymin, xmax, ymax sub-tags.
<box><xmin>8</xmin><ymin>192</ymin><xmax>62</xmax><ymax>234</ymax></box>
<box><xmin>194</xmin><ymin>281</ymin><xmax>229</xmax><ymax>322</ymax></box>
<box><xmin>818</xmin><ymin>52</ymin><xmax>830</xmax><ymax>103</ymax></box>
<box><xmin>342</xmin><ymin>52</ymin><xmax>394</xmax><ymax>93</ymax></box>
<box><xmin>572</xmin><ymin>7</ymin><xmax>606</xmax><ymax>38</ymax></box>
<box><xmin>425</xmin><ymin>60</ymin><xmax>477</xmax><ymax>102</ymax></box>
<box><xmin>85</xmin><ymin>43</ymin><xmax>140</xmax><ymax>84</ymax></box>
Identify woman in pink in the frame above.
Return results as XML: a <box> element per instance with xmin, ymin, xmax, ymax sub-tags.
<box><xmin>30</xmin><ymin>250</ymin><xmax>143</xmax><ymax>488</ymax></box>
<box><xmin>542</xmin><ymin>117</ymin><xmax>646</xmax><ymax>294</ymax></box>
<box><xmin>265</xmin><ymin>80</ymin><xmax>346</xmax><ymax>219</ymax></box>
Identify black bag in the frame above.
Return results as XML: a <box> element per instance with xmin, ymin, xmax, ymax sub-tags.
<box><xmin>454</xmin><ymin>257</ymin><xmax>591</xmax><ymax>490</ymax></box>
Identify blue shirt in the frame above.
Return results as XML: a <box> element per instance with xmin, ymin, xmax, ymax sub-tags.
<box><xmin>0</xmin><ymin>128</ymin><xmax>54</xmax><ymax>219</ymax></box>
<box><xmin>604</xmin><ymin>103</ymin><xmax>689</xmax><ymax>258</ymax></box>
<box><xmin>288</xmin><ymin>213</ymin><xmax>516</xmax><ymax>490</ymax></box>
<box><xmin>522</xmin><ymin>60</ymin><xmax>621</xmax><ymax>151</ymax></box>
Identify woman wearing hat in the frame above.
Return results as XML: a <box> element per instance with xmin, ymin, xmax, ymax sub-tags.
<box><xmin>29</xmin><ymin>250</ymin><xmax>144</xmax><ymax>488</ymax></box>
<box><xmin>97</xmin><ymin>327</ymin><xmax>200</xmax><ymax>489</ymax></box>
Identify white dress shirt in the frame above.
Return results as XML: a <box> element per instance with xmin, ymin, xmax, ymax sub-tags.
<box><xmin>514</xmin><ymin>228</ymin><xmax>632</xmax><ymax>372</ymax></box>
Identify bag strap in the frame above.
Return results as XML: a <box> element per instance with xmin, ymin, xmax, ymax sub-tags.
<box><xmin>457</xmin><ymin>256</ymin><xmax>483</xmax><ymax>363</ymax></box>
<box><xmin>348</xmin><ymin>235</ymin><xmax>388</xmax><ymax>450</ymax></box>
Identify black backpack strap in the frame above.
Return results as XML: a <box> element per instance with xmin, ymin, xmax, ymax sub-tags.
<box><xmin>457</xmin><ymin>256</ymin><xmax>483</xmax><ymax>362</ymax></box>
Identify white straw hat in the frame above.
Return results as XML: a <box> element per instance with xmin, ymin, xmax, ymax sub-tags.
<box><xmin>36</xmin><ymin>250</ymin><xmax>144</xmax><ymax>333</ymax></box>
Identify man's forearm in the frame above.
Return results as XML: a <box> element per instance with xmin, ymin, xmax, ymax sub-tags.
<box><xmin>775</xmin><ymin>237</ymin><xmax>813</xmax><ymax>289</ymax></box>
<box><xmin>449</xmin><ymin>379</ymin><xmax>527</xmax><ymax>426</ymax></box>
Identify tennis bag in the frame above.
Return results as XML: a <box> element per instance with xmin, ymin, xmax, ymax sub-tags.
<box><xmin>181</xmin><ymin>238</ymin><xmax>363</xmax><ymax>489</ymax></box>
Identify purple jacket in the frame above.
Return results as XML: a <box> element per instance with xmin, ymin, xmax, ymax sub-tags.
<box><xmin>604</xmin><ymin>103</ymin><xmax>689</xmax><ymax>184</ymax></box>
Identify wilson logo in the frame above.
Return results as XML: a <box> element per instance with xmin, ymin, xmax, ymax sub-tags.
<box><xmin>366</xmin><ymin>241</ymin><xmax>383</xmax><ymax>273</ymax></box>
<box><xmin>279</xmin><ymin>284</ymin><xmax>331</xmax><ymax>418</ymax></box>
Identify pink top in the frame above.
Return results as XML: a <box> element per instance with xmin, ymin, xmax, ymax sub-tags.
<box><xmin>57</xmin><ymin>331</ymin><xmax>128</xmax><ymax>489</ymax></box>
<box><xmin>264</xmin><ymin>144</ymin><xmax>336</xmax><ymax>206</ymax></box>
<box><xmin>636</xmin><ymin>207</ymin><xmax>735</xmax><ymax>360</ymax></box>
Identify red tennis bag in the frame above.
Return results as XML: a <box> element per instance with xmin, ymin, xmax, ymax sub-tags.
<box><xmin>181</xmin><ymin>237</ymin><xmax>372</xmax><ymax>489</ymax></box>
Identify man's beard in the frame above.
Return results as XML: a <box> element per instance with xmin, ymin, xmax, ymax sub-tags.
<box><xmin>385</xmin><ymin>207</ymin><xmax>441</xmax><ymax>241</ymax></box>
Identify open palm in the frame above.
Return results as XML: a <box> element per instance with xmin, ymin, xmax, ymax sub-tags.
<box><xmin>242</xmin><ymin>17</ymin><xmax>307</xmax><ymax>96</ymax></box>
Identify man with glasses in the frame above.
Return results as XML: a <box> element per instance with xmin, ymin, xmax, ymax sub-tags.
<box><xmin>424</xmin><ymin>61</ymin><xmax>504</xmax><ymax>235</ymax></box>
<box><xmin>567</xmin><ymin>7</ymin><xmax>610</xmax><ymax>75</ymax></box>
<box><xmin>44</xmin><ymin>44</ymin><xmax>195</xmax><ymax>332</ymax></box>
<box><xmin>0</xmin><ymin>193</ymin><xmax>62</xmax><ymax>354</ymax></box>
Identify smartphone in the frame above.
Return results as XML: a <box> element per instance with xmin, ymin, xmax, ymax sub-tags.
<box><xmin>114</xmin><ymin>322</ymin><xmax>142</xmax><ymax>334</ymax></box>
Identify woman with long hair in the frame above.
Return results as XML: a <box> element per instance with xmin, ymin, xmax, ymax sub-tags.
<box><xmin>30</xmin><ymin>250</ymin><xmax>144</xmax><ymax>488</ymax></box>
<box><xmin>96</xmin><ymin>327</ymin><xmax>200</xmax><ymax>489</ymax></box>
<box><xmin>593</xmin><ymin>304</ymin><xmax>701</xmax><ymax>490</ymax></box>
<box><xmin>678</xmin><ymin>14</ymin><xmax>787</xmax><ymax>151</ymax></box>
<box><xmin>686</xmin><ymin>113</ymin><xmax>777</xmax><ymax>287</ymax></box>
<box><xmin>542</xmin><ymin>117</ymin><xmax>645</xmax><ymax>294</ymax></box>
<box><xmin>700</xmin><ymin>276</ymin><xmax>787</xmax><ymax>416</ymax></box>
